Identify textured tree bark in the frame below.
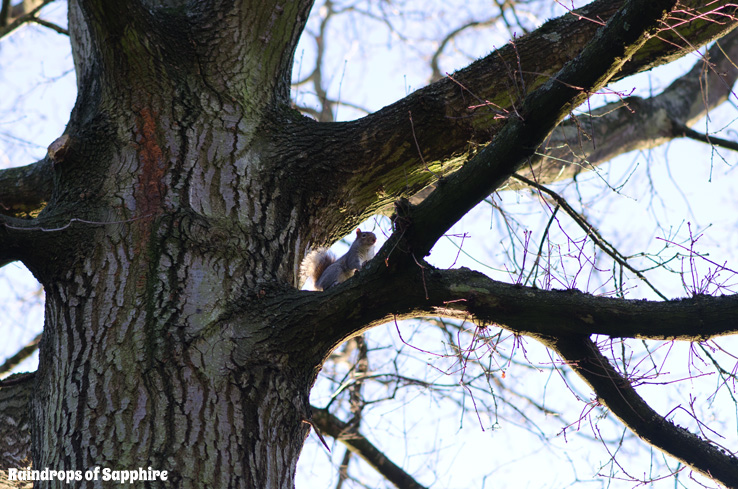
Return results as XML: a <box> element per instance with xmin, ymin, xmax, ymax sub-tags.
<box><xmin>20</xmin><ymin>0</ymin><xmax>320</xmax><ymax>487</ymax></box>
<box><xmin>0</xmin><ymin>374</ymin><xmax>33</xmax><ymax>469</ymax></box>
<box><xmin>32</xmin><ymin>248</ymin><xmax>316</xmax><ymax>488</ymax></box>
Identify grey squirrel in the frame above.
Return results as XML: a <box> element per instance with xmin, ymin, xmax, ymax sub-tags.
<box><xmin>300</xmin><ymin>229</ymin><xmax>377</xmax><ymax>291</ymax></box>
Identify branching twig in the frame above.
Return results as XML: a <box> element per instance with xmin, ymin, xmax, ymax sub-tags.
<box><xmin>513</xmin><ymin>172</ymin><xmax>669</xmax><ymax>300</ymax></box>
<box><xmin>545</xmin><ymin>334</ymin><xmax>738</xmax><ymax>488</ymax></box>
<box><xmin>430</xmin><ymin>17</ymin><xmax>499</xmax><ymax>82</ymax></box>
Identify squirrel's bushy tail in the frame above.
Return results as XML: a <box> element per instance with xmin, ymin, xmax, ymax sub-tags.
<box><xmin>299</xmin><ymin>248</ymin><xmax>336</xmax><ymax>290</ymax></box>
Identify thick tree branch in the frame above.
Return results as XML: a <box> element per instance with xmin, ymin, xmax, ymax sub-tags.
<box><xmin>285</xmin><ymin>255</ymin><xmax>738</xmax><ymax>485</ymax></box>
<box><xmin>405</xmin><ymin>0</ymin><xmax>679</xmax><ymax>258</ymax></box>
<box><xmin>513</xmin><ymin>27</ymin><xmax>738</xmax><ymax>187</ymax></box>
<box><xmin>0</xmin><ymin>158</ymin><xmax>52</xmax><ymax>218</ymax></box>
<box><xmin>287</xmin><ymin>0</ymin><xmax>738</xmax><ymax>247</ymax></box>
<box><xmin>0</xmin><ymin>215</ymin><xmax>49</xmax><ymax>269</ymax></box>
<box><xmin>311</xmin><ymin>407</ymin><xmax>428</xmax><ymax>489</ymax></box>
<box><xmin>281</xmin><ymin>265</ymin><xmax>738</xmax><ymax>365</ymax></box>
<box><xmin>427</xmin><ymin>270</ymin><xmax>738</xmax><ymax>341</ymax></box>
<box><xmin>542</xmin><ymin>334</ymin><xmax>738</xmax><ymax>487</ymax></box>
<box><xmin>0</xmin><ymin>0</ymin><xmax>10</xmax><ymax>26</ymax></box>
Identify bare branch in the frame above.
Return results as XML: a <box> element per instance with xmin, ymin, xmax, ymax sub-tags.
<box><xmin>30</xmin><ymin>16</ymin><xmax>67</xmax><ymax>35</ymax></box>
<box><xmin>311</xmin><ymin>407</ymin><xmax>428</xmax><ymax>489</ymax></box>
<box><xmin>430</xmin><ymin>17</ymin><xmax>499</xmax><ymax>83</ymax></box>
<box><xmin>514</xmin><ymin>27</ymin><xmax>738</xmax><ymax>188</ymax></box>
<box><xmin>0</xmin><ymin>0</ymin><xmax>55</xmax><ymax>39</ymax></box>
<box><xmin>0</xmin><ymin>158</ymin><xmax>53</xmax><ymax>218</ymax></box>
<box><xmin>0</xmin><ymin>214</ymin><xmax>48</xmax><ymax>269</ymax></box>
<box><xmin>288</xmin><ymin>1</ymin><xmax>738</xmax><ymax>247</ymax></box>
<box><xmin>543</xmin><ymin>334</ymin><xmax>738</xmax><ymax>488</ymax></box>
<box><xmin>674</xmin><ymin>121</ymin><xmax>738</xmax><ymax>152</ymax></box>
<box><xmin>404</xmin><ymin>0</ymin><xmax>679</xmax><ymax>258</ymax></box>
<box><xmin>283</xmin><ymin>263</ymin><xmax>738</xmax><ymax>366</ymax></box>
<box><xmin>0</xmin><ymin>334</ymin><xmax>41</xmax><ymax>377</ymax></box>
<box><xmin>512</xmin><ymin>173</ymin><xmax>669</xmax><ymax>300</ymax></box>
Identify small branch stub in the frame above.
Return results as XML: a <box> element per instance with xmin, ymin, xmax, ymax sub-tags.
<box><xmin>47</xmin><ymin>134</ymin><xmax>71</xmax><ymax>166</ymax></box>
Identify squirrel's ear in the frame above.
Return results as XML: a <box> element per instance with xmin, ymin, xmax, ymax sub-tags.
<box><xmin>356</xmin><ymin>228</ymin><xmax>361</xmax><ymax>236</ymax></box>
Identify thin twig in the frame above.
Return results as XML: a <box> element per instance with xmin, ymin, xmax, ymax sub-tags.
<box><xmin>673</xmin><ymin>122</ymin><xmax>738</xmax><ymax>152</ymax></box>
<box><xmin>31</xmin><ymin>16</ymin><xmax>68</xmax><ymax>35</ymax></box>
<box><xmin>513</xmin><ymin>173</ymin><xmax>669</xmax><ymax>300</ymax></box>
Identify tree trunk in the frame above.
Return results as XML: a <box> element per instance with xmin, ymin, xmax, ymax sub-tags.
<box><xmin>21</xmin><ymin>0</ymin><xmax>319</xmax><ymax>487</ymax></box>
<box><xmin>32</xmin><ymin>252</ymin><xmax>315</xmax><ymax>488</ymax></box>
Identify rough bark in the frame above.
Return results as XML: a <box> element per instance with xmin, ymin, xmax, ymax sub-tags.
<box><xmin>278</xmin><ymin>0</ymin><xmax>738</xmax><ymax>242</ymax></box>
<box><xmin>16</xmin><ymin>0</ymin><xmax>321</xmax><ymax>487</ymax></box>
<box><xmin>399</xmin><ymin>0</ymin><xmax>681</xmax><ymax>257</ymax></box>
<box><xmin>286</xmin><ymin>1</ymin><xmax>738</xmax><ymax>483</ymax></box>
<box><xmin>274</xmin><ymin>266</ymin><xmax>738</xmax><ymax>361</ymax></box>
<box><xmin>0</xmin><ymin>374</ymin><xmax>33</xmax><ymax>468</ymax></box>
<box><xmin>0</xmin><ymin>159</ymin><xmax>52</xmax><ymax>218</ymax></box>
